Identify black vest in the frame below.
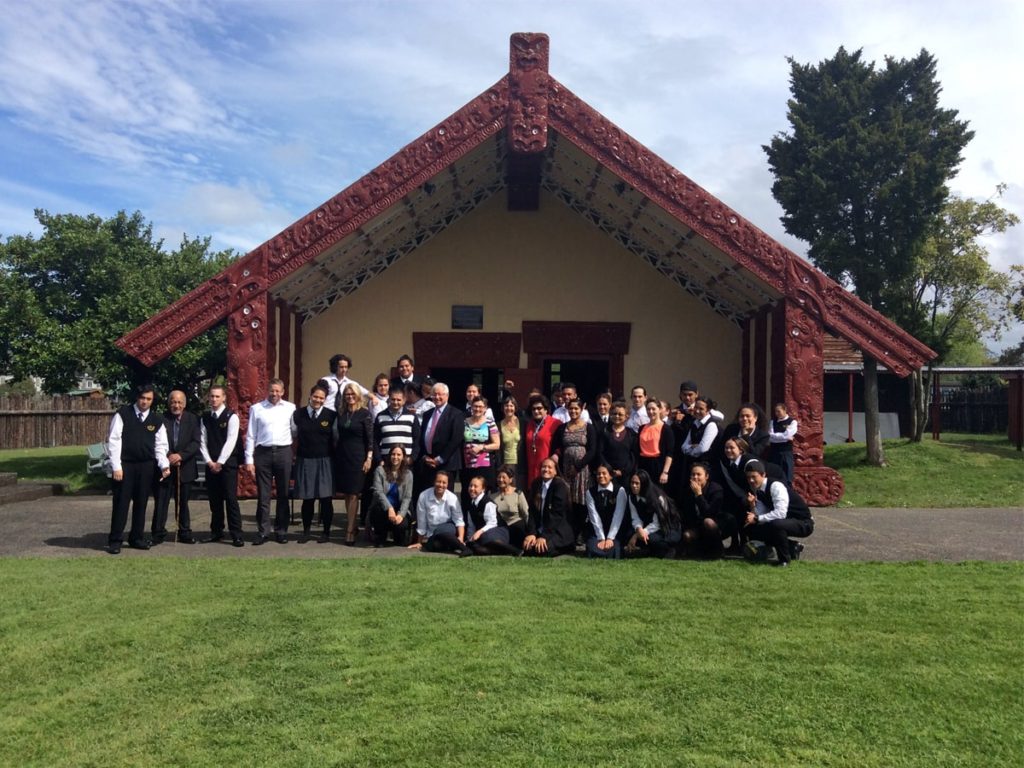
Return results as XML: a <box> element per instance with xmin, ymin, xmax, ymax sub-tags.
<box><xmin>202</xmin><ymin>408</ymin><xmax>241</xmax><ymax>467</ymax></box>
<box><xmin>466</xmin><ymin>495</ymin><xmax>497</xmax><ymax>531</ymax></box>
<box><xmin>771</xmin><ymin>417</ymin><xmax>795</xmax><ymax>452</ymax></box>
<box><xmin>294</xmin><ymin>407</ymin><xmax>335</xmax><ymax>458</ymax></box>
<box><xmin>756</xmin><ymin>480</ymin><xmax>811</xmax><ymax>520</ymax></box>
<box><xmin>588</xmin><ymin>485</ymin><xmax>618</xmax><ymax>534</ymax></box>
<box><xmin>118</xmin><ymin>405</ymin><xmax>162</xmax><ymax>463</ymax></box>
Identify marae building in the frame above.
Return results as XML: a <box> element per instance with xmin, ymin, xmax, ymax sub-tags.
<box><xmin>117</xmin><ymin>34</ymin><xmax>934</xmax><ymax>505</ymax></box>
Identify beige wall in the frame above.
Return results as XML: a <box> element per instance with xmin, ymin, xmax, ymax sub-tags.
<box><xmin>299</xmin><ymin>189</ymin><xmax>743</xmax><ymax>410</ymax></box>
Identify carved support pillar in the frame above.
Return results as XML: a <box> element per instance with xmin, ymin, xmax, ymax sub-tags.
<box><xmin>781</xmin><ymin>298</ymin><xmax>844</xmax><ymax>506</ymax></box>
<box><xmin>741</xmin><ymin>317</ymin><xmax>751</xmax><ymax>403</ymax></box>
<box><xmin>226</xmin><ymin>265</ymin><xmax>268</xmax><ymax>499</ymax></box>
<box><xmin>278</xmin><ymin>299</ymin><xmax>292</xmax><ymax>396</ymax></box>
<box><xmin>507</xmin><ymin>33</ymin><xmax>549</xmax><ymax>211</ymax></box>
<box><xmin>754</xmin><ymin>307</ymin><xmax>768</xmax><ymax>408</ymax></box>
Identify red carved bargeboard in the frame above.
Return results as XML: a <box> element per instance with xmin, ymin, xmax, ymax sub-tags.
<box><xmin>115</xmin><ymin>33</ymin><xmax>937</xmax><ymax>505</ymax></box>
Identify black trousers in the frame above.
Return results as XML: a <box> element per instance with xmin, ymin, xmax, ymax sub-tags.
<box><xmin>109</xmin><ymin>460</ymin><xmax>155</xmax><ymax>546</ymax></box>
<box><xmin>301</xmin><ymin>498</ymin><xmax>334</xmax><ymax>533</ymax></box>
<box><xmin>207</xmin><ymin>464</ymin><xmax>243</xmax><ymax>537</ymax></box>
<box><xmin>747</xmin><ymin>517</ymin><xmax>814</xmax><ymax>563</ymax></box>
<box><xmin>366</xmin><ymin>496</ymin><xmax>411</xmax><ymax>544</ymax></box>
<box><xmin>152</xmin><ymin>467</ymin><xmax>192</xmax><ymax>536</ymax></box>
<box><xmin>255</xmin><ymin>445</ymin><xmax>292</xmax><ymax>534</ymax></box>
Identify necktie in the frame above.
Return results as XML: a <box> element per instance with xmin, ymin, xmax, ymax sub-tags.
<box><xmin>425</xmin><ymin>407</ymin><xmax>441</xmax><ymax>453</ymax></box>
<box><xmin>173</xmin><ymin>418</ymin><xmax>180</xmax><ymax>444</ymax></box>
<box><xmin>138</xmin><ymin>411</ymin><xmax>145</xmax><ymax>422</ymax></box>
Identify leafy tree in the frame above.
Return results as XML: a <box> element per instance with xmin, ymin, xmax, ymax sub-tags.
<box><xmin>0</xmin><ymin>210</ymin><xmax>235</xmax><ymax>402</ymax></box>
<box><xmin>764</xmin><ymin>46</ymin><xmax>973</xmax><ymax>465</ymax></box>
<box><xmin>898</xmin><ymin>189</ymin><xmax>1019</xmax><ymax>439</ymax></box>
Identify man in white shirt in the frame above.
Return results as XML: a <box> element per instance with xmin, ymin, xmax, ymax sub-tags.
<box><xmin>200</xmin><ymin>384</ymin><xmax>245</xmax><ymax>547</ymax></box>
<box><xmin>625</xmin><ymin>385</ymin><xmax>651</xmax><ymax>433</ymax></box>
<box><xmin>743</xmin><ymin>460</ymin><xmax>813</xmax><ymax>566</ymax></box>
<box><xmin>551</xmin><ymin>382</ymin><xmax>592</xmax><ymax>424</ymax></box>
<box><xmin>106</xmin><ymin>384</ymin><xmax>170</xmax><ymax>554</ymax></box>
<box><xmin>322</xmin><ymin>353</ymin><xmax>381</xmax><ymax>413</ymax></box>
<box><xmin>245</xmin><ymin>378</ymin><xmax>296</xmax><ymax>544</ymax></box>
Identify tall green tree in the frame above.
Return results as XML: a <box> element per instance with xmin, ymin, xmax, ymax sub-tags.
<box><xmin>899</xmin><ymin>189</ymin><xmax>1019</xmax><ymax>440</ymax></box>
<box><xmin>0</xmin><ymin>210</ymin><xmax>235</xmax><ymax>400</ymax></box>
<box><xmin>764</xmin><ymin>46</ymin><xmax>973</xmax><ymax>465</ymax></box>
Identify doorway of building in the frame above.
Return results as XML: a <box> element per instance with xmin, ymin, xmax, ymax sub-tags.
<box><xmin>429</xmin><ymin>368</ymin><xmax>505</xmax><ymax>408</ymax></box>
<box><xmin>543</xmin><ymin>359</ymin><xmax>610</xmax><ymax>406</ymax></box>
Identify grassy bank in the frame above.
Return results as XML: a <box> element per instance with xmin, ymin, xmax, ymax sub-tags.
<box><xmin>0</xmin><ymin>445</ymin><xmax>107</xmax><ymax>493</ymax></box>
<box><xmin>825</xmin><ymin>433</ymin><xmax>1022</xmax><ymax>507</ymax></box>
<box><xmin>0</xmin><ymin>558</ymin><xmax>1021</xmax><ymax>767</ymax></box>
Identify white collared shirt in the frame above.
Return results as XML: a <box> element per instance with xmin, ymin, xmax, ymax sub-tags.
<box><xmin>107</xmin><ymin>408</ymin><xmax>170</xmax><ymax>473</ymax></box>
<box><xmin>244</xmin><ymin>398</ymin><xmax>296</xmax><ymax>463</ymax></box>
<box><xmin>585</xmin><ymin>482</ymin><xmax>626</xmax><ymax>541</ymax></box>
<box><xmin>415</xmin><ymin>488</ymin><xmax>464</xmax><ymax>537</ymax></box>
<box><xmin>200</xmin><ymin>405</ymin><xmax>241</xmax><ymax>465</ymax></box>
<box><xmin>753</xmin><ymin>479</ymin><xmax>789</xmax><ymax>522</ymax></box>
<box><xmin>625</xmin><ymin>406</ymin><xmax>650</xmax><ymax>433</ymax></box>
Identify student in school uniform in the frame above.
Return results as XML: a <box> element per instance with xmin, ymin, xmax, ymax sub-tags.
<box><xmin>768</xmin><ymin>402</ymin><xmax>798</xmax><ymax>485</ymax></box>
<box><xmin>742</xmin><ymin>460</ymin><xmax>814</xmax><ymax>567</ymax></box>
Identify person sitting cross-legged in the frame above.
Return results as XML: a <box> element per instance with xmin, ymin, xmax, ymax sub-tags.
<box><xmin>409</xmin><ymin>470</ymin><xmax>466</xmax><ymax>554</ymax></box>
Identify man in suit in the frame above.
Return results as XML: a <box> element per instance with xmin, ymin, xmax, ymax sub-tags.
<box><xmin>151</xmin><ymin>389</ymin><xmax>200</xmax><ymax>544</ymax></box>
<box><xmin>389</xmin><ymin>354</ymin><xmax>422</xmax><ymax>393</ymax></box>
<box><xmin>415</xmin><ymin>382</ymin><xmax>464</xmax><ymax>499</ymax></box>
<box><xmin>523</xmin><ymin>457</ymin><xmax>576</xmax><ymax>556</ymax></box>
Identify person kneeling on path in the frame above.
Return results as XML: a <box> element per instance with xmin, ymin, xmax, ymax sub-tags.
<box><xmin>742</xmin><ymin>460</ymin><xmax>813</xmax><ymax>567</ymax></box>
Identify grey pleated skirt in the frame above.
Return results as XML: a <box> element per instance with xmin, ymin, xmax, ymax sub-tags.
<box><xmin>294</xmin><ymin>456</ymin><xmax>334</xmax><ymax>499</ymax></box>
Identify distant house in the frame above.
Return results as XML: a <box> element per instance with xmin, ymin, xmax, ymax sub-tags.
<box><xmin>117</xmin><ymin>33</ymin><xmax>934</xmax><ymax>504</ymax></box>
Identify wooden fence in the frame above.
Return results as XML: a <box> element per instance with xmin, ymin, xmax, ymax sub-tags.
<box><xmin>931</xmin><ymin>386</ymin><xmax>1009</xmax><ymax>434</ymax></box>
<box><xmin>0</xmin><ymin>395</ymin><xmax>114</xmax><ymax>449</ymax></box>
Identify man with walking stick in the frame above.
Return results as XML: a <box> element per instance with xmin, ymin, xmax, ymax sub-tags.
<box><xmin>152</xmin><ymin>389</ymin><xmax>200</xmax><ymax>544</ymax></box>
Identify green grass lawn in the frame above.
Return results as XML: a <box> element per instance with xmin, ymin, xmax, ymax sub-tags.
<box><xmin>826</xmin><ymin>433</ymin><xmax>1023</xmax><ymax>507</ymax></box>
<box><xmin>0</xmin><ymin>445</ymin><xmax>107</xmax><ymax>493</ymax></box>
<box><xmin>1</xmin><ymin>558</ymin><xmax>1020</xmax><ymax>767</ymax></box>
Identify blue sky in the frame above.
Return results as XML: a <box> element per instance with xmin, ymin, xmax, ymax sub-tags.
<box><xmin>1</xmin><ymin>0</ymin><xmax>1020</xmax><ymax>349</ymax></box>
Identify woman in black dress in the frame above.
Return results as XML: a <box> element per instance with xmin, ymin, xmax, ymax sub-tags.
<box><xmin>335</xmin><ymin>382</ymin><xmax>373</xmax><ymax>544</ymax></box>
<box><xmin>599</xmin><ymin>401</ymin><xmax>637</xmax><ymax>486</ymax></box>
<box><xmin>719</xmin><ymin>403</ymin><xmax>770</xmax><ymax>460</ymax></box>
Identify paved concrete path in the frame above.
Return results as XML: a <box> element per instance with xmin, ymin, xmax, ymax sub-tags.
<box><xmin>1</xmin><ymin>494</ymin><xmax>1022</xmax><ymax>561</ymax></box>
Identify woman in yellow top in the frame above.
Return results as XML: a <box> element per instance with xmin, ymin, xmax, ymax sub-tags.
<box><xmin>498</xmin><ymin>396</ymin><xmax>523</xmax><ymax>484</ymax></box>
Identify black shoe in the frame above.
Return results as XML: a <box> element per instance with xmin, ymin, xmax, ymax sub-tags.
<box><xmin>177</xmin><ymin>534</ymin><xmax>197</xmax><ymax>544</ymax></box>
<box><xmin>317</xmin><ymin>532</ymin><xmax>330</xmax><ymax>543</ymax></box>
<box><xmin>458</xmin><ymin>547</ymin><xmax>474</xmax><ymax>558</ymax></box>
<box><xmin>773</xmin><ymin>559</ymin><xmax>790</xmax><ymax>568</ymax></box>
<box><xmin>252</xmin><ymin>535</ymin><xmax>269</xmax><ymax>546</ymax></box>
<box><xmin>231</xmin><ymin>537</ymin><xmax>244</xmax><ymax>548</ymax></box>
<box><xmin>274</xmin><ymin>533</ymin><xmax>288</xmax><ymax>544</ymax></box>
<box><xmin>128</xmin><ymin>540</ymin><xmax>152</xmax><ymax>551</ymax></box>
<box><xmin>201</xmin><ymin>533</ymin><xmax>224</xmax><ymax>543</ymax></box>
<box><xmin>108</xmin><ymin>544</ymin><xmax>121</xmax><ymax>555</ymax></box>
<box><xmin>788</xmin><ymin>540</ymin><xmax>805</xmax><ymax>561</ymax></box>
<box><xmin>152</xmin><ymin>532</ymin><xmax>168</xmax><ymax>544</ymax></box>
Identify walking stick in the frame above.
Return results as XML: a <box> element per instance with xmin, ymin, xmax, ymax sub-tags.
<box><xmin>173</xmin><ymin>467</ymin><xmax>180</xmax><ymax>545</ymax></box>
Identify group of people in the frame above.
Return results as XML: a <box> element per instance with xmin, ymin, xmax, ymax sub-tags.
<box><xmin>105</xmin><ymin>354</ymin><xmax>813</xmax><ymax>565</ymax></box>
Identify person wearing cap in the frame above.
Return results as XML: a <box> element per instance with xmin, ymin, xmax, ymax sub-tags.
<box><xmin>742</xmin><ymin>460</ymin><xmax>813</xmax><ymax>566</ymax></box>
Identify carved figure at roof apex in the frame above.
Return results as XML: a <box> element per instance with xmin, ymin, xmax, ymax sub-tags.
<box><xmin>509</xmin><ymin>32</ymin><xmax>549</xmax><ymax>72</ymax></box>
